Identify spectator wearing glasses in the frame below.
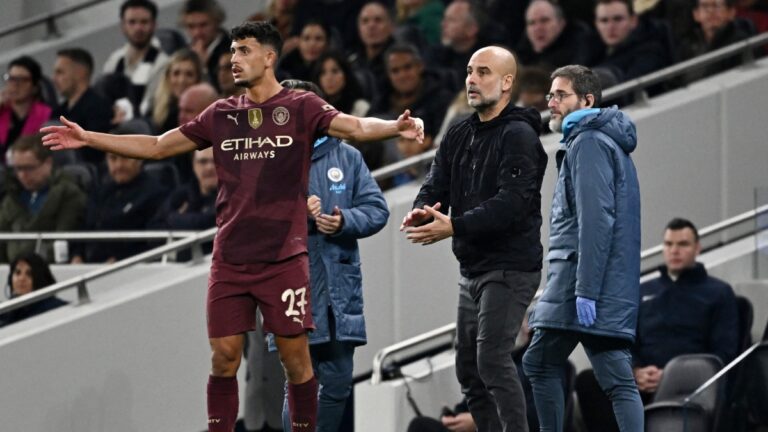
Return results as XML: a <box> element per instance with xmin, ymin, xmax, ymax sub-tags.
<box><xmin>0</xmin><ymin>57</ymin><xmax>52</xmax><ymax>166</ymax></box>
<box><xmin>0</xmin><ymin>134</ymin><xmax>86</xmax><ymax>263</ymax></box>
<box><xmin>677</xmin><ymin>0</ymin><xmax>757</xmax><ymax>83</ymax></box>
<box><xmin>589</xmin><ymin>0</ymin><xmax>674</xmax><ymax>85</ymax></box>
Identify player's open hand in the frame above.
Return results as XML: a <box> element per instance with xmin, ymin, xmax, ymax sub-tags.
<box><xmin>40</xmin><ymin>116</ymin><xmax>89</xmax><ymax>151</ymax></box>
<box><xmin>396</xmin><ymin>109</ymin><xmax>424</xmax><ymax>144</ymax></box>
<box><xmin>400</xmin><ymin>202</ymin><xmax>442</xmax><ymax>231</ymax></box>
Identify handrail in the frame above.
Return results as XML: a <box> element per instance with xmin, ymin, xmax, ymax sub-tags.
<box><xmin>0</xmin><ymin>231</ymin><xmax>200</xmax><ymax>241</ymax></box>
<box><xmin>0</xmin><ymin>0</ymin><xmax>109</xmax><ymax>40</ymax></box>
<box><xmin>372</xmin><ymin>33</ymin><xmax>768</xmax><ymax>183</ymax></box>
<box><xmin>0</xmin><ymin>227</ymin><xmax>217</xmax><ymax>315</ymax></box>
<box><xmin>368</xmin><ymin>205</ymin><xmax>768</xmax><ymax>384</ymax></box>
<box><xmin>640</xmin><ymin>203</ymin><xmax>768</xmax><ymax>261</ymax></box>
<box><xmin>683</xmin><ymin>341</ymin><xmax>762</xmax><ymax>407</ymax></box>
<box><xmin>370</xmin><ymin>323</ymin><xmax>456</xmax><ymax>385</ymax></box>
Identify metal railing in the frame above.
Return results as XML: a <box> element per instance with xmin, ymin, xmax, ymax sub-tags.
<box><xmin>367</xmin><ymin>204</ymin><xmax>768</xmax><ymax>383</ymax></box>
<box><xmin>678</xmin><ymin>341</ymin><xmax>766</xmax><ymax>432</ymax></box>
<box><xmin>370</xmin><ymin>323</ymin><xmax>456</xmax><ymax>385</ymax></box>
<box><xmin>372</xmin><ymin>32</ymin><xmax>768</xmax><ymax>183</ymax></box>
<box><xmin>0</xmin><ymin>0</ymin><xmax>109</xmax><ymax>41</ymax></box>
<box><xmin>0</xmin><ymin>227</ymin><xmax>216</xmax><ymax>315</ymax></box>
<box><xmin>0</xmin><ymin>230</ymin><xmax>200</xmax><ymax>257</ymax></box>
<box><xmin>640</xmin><ymin>204</ymin><xmax>768</xmax><ymax>268</ymax></box>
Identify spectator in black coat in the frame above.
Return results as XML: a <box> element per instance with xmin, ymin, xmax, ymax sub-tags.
<box><xmin>0</xmin><ymin>252</ymin><xmax>66</xmax><ymax>327</ymax></box>
<box><xmin>178</xmin><ymin>0</ymin><xmax>231</xmax><ymax>92</ymax></box>
<box><xmin>370</xmin><ymin>43</ymin><xmax>453</xmax><ymax>184</ymax></box>
<box><xmin>515</xmin><ymin>0</ymin><xmax>600</xmax><ymax>75</ymax></box>
<box><xmin>677</xmin><ymin>0</ymin><xmax>757</xmax><ymax>83</ymax></box>
<box><xmin>51</xmin><ymin>48</ymin><xmax>113</xmax><ymax>165</ymax></box>
<box><xmin>428</xmin><ymin>0</ymin><xmax>484</xmax><ymax>92</ymax></box>
<box><xmin>150</xmin><ymin>147</ymin><xmax>216</xmax><ymax>260</ymax></box>
<box><xmin>72</xmin><ymin>124</ymin><xmax>168</xmax><ymax>263</ymax></box>
<box><xmin>576</xmin><ymin>218</ymin><xmax>739</xmax><ymax>432</ymax></box>
<box><xmin>589</xmin><ymin>0</ymin><xmax>674</xmax><ymax>84</ymax></box>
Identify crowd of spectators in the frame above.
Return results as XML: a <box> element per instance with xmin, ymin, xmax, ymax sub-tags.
<box><xmin>0</xmin><ymin>0</ymin><xmax>765</xmax><ymax>266</ymax></box>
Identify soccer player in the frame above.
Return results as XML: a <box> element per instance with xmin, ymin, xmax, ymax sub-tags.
<box><xmin>41</xmin><ymin>21</ymin><xmax>423</xmax><ymax>432</ymax></box>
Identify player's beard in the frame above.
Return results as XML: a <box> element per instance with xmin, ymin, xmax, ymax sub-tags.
<box><xmin>234</xmin><ymin>78</ymin><xmax>253</xmax><ymax>88</ymax></box>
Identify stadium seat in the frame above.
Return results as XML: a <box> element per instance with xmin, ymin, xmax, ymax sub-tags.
<box><xmin>645</xmin><ymin>354</ymin><xmax>724</xmax><ymax>432</ymax></box>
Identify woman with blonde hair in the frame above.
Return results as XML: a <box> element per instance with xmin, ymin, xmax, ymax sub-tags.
<box><xmin>146</xmin><ymin>49</ymin><xmax>203</xmax><ymax>133</ymax></box>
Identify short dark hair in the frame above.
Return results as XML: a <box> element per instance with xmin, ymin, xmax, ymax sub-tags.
<box><xmin>120</xmin><ymin>0</ymin><xmax>158</xmax><ymax>20</ymax></box>
<box><xmin>596</xmin><ymin>0</ymin><xmax>634</xmax><ymax>15</ymax></box>
<box><xmin>281</xmin><ymin>79</ymin><xmax>325</xmax><ymax>99</ymax></box>
<box><xmin>528</xmin><ymin>0</ymin><xmax>565</xmax><ymax>21</ymax></box>
<box><xmin>665</xmin><ymin>218</ymin><xmax>700</xmax><ymax>242</ymax></box>
<box><xmin>360</xmin><ymin>1</ymin><xmax>396</xmax><ymax>23</ymax></box>
<box><xmin>697</xmin><ymin>0</ymin><xmax>736</xmax><ymax>7</ymax></box>
<box><xmin>57</xmin><ymin>48</ymin><xmax>95</xmax><ymax>77</ymax></box>
<box><xmin>181</xmin><ymin>0</ymin><xmax>225</xmax><ymax>24</ymax></box>
<box><xmin>384</xmin><ymin>43</ymin><xmax>423</xmax><ymax>66</ymax></box>
<box><xmin>11</xmin><ymin>133</ymin><xmax>51</xmax><ymax>162</ymax></box>
<box><xmin>551</xmin><ymin>65</ymin><xmax>603</xmax><ymax>107</ymax></box>
<box><xmin>230</xmin><ymin>21</ymin><xmax>283</xmax><ymax>58</ymax></box>
<box><xmin>8</xmin><ymin>56</ymin><xmax>43</xmax><ymax>89</ymax></box>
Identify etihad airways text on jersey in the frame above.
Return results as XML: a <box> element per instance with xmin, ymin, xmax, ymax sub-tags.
<box><xmin>220</xmin><ymin>135</ymin><xmax>294</xmax><ymax>151</ymax></box>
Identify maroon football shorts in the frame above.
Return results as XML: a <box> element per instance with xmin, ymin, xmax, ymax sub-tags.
<box><xmin>206</xmin><ymin>253</ymin><xmax>314</xmax><ymax>338</ymax></box>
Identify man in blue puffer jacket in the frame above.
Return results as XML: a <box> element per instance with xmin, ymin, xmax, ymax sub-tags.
<box><xmin>267</xmin><ymin>80</ymin><xmax>389</xmax><ymax>432</ymax></box>
<box><xmin>523</xmin><ymin>65</ymin><xmax>643</xmax><ymax>432</ymax></box>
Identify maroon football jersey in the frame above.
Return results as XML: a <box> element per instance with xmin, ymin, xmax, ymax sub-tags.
<box><xmin>180</xmin><ymin>89</ymin><xmax>339</xmax><ymax>264</ymax></box>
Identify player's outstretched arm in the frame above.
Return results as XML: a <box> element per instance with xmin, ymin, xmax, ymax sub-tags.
<box><xmin>41</xmin><ymin>116</ymin><xmax>197</xmax><ymax>160</ymax></box>
<box><xmin>328</xmin><ymin>110</ymin><xmax>424</xmax><ymax>144</ymax></box>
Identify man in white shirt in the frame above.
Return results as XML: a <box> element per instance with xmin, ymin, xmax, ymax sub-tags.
<box><xmin>102</xmin><ymin>0</ymin><xmax>169</xmax><ymax>117</ymax></box>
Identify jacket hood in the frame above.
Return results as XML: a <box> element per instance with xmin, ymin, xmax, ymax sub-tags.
<box><xmin>470</xmin><ymin>102</ymin><xmax>542</xmax><ymax>135</ymax></box>
<box><xmin>311</xmin><ymin>136</ymin><xmax>341</xmax><ymax>161</ymax></box>
<box><xmin>563</xmin><ymin>106</ymin><xmax>637</xmax><ymax>154</ymax></box>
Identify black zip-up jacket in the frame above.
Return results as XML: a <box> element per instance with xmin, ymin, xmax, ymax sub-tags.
<box><xmin>414</xmin><ymin>102</ymin><xmax>547</xmax><ymax>277</ymax></box>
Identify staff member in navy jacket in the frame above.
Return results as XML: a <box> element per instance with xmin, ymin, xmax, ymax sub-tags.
<box><xmin>524</xmin><ymin>64</ymin><xmax>644</xmax><ymax>432</ymax></box>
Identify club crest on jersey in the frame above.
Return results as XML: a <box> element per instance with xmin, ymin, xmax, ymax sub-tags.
<box><xmin>327</xmin><ymin>167</ymin><xmax>344</xmax><ymax>182</ymax></box>
<box><xmin>248</xmin><ymin>108</ymin><xmax>263</xmax><ymax>129</ymax></box>
<box><xmin>272</xmin><ymin>106</ymin><xmax>290</xmax><ymax>126</ymax></box>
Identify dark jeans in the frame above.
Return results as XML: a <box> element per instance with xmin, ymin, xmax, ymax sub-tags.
<box><xmin>455</xmin><ymin>269</ymin><xmax>540</xmax><ymax>432</ymax></box>
<box><xmin>575</xmin><ymin>369</ymin><xmax>655</xmax><ymax>432</ymax></box>
<box><xmin>281</xmin><ymin>338</ymin><xmax>355</xmax><ymax>432</ymax></box>
<box><xmin>522</xmin><ymin>329</ymin><xmax>644</xmax><ymax>432</ymax></box>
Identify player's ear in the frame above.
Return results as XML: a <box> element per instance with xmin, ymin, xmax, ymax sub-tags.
<box><xmin>265</xmin><ymin>48</ymin><xmax>278</xmax><ymax>68</ymax></box>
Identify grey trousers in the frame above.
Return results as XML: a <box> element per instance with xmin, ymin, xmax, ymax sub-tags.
<box><xmin>243</xmin><ymin>313</ymin><xmax>285</xmax><ymax>431</ymax></box>
<box><xmin>455</xmin><ymin>269</ymin><xmax>540</xmax><ymax>432</ymax></box>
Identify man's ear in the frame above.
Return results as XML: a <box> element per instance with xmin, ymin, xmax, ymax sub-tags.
<box><xmin>584</xmin><ymin>94</ymin><xmax>595</xmax><ymax>108</ymax></box>
<box><xmin>503</xmin><ymin>74</ymin><xmax>515</xmax><ymax>92</ymax></box>
<box><xmin>265</xmin><ymin>49</ymin><xmax>278</xmax><ymax>68</ymax></box>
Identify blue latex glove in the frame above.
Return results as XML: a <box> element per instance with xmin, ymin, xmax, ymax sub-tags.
<box><xmin>576</xmin><ymin>296</ymin><xmax>596</xmax><ymax>327</ymax></box>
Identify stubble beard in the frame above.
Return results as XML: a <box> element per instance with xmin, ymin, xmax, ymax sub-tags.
<box><xmin>234</xmin><ymin>78</ymin><xmax>253</xmax><ymax>88</ymax></box>
<box><xmin>549</xmin><ymin>116</ymin><xmax>563</xmax><ymax>133</ymax></box>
